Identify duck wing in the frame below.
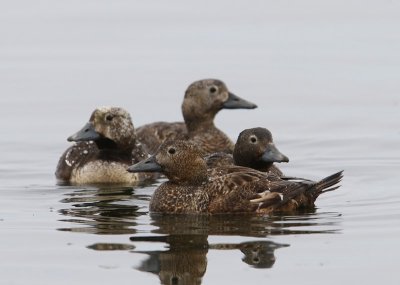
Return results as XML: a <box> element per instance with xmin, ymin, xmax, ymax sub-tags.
<box><xmin>55</xmin><ymin>141</ymin><xmax>98</xmax><ymax>182</ymax></box>
<box><xmin>136</xmin><ymin>122</ymin><xmax>188</xmax><ymax>154</ymax></box>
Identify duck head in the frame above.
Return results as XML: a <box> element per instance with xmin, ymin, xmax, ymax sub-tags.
<box><xmin>67</xmin><ymin>107</ymin><xmax>136</xmax><ymax>151</ymax></box>
<box><xmin>182</xmin><ymin>79</ymin><xmax>257</xmax><ymax>131</ymax></box>
<box><xmin>233</xmin><ymin>128</ymin><xmax>289</xmax><ymax>171</ymax></box>
<box><xmin>128</xmin><ymin>140</ymin><xmax>208</xmax><ymax>185</ymax></box>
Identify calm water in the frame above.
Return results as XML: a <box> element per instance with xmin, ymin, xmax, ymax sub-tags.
<box><xmin>1</xmin><ymin>1</ymin><xmax>400</xmax><ymax>284</ymax></box>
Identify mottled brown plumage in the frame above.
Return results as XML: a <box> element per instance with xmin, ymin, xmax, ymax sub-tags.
<box><xmin>136</xmin><ymin>79</ymin><xmax>257</xmax><ymax>155</ymax></box>
<box><xmin>207</xmin><ymin>127</ymin><xmax>344</xmax><ymax>210</ymax></box>
<box><xmin>135</xmin><ymin>121</ymin><xmax>188</xmax><ymax>154</ymax></box>
<box><xmin>55</xmin><ymin>107</ymin><xmax>157</xmax><ymax>185</ymax></box>
<box><xmin>127</xmin><ymin>140</ymin><xmax>343</xmax><ymax>214</ymax></box>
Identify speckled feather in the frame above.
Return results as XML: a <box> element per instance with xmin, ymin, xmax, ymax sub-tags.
<box><xmin>55</xmin><ymin>141</ymin><xmax>98</xmax><ymax>181</ymax></box>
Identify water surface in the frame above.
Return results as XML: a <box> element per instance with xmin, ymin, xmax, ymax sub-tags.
<box><xmin>1</xmin><ymin>1</ymin><xmax>400</xmax><ymax>284</ymax></box>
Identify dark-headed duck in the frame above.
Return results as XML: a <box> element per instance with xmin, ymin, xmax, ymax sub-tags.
<box><xmin>127</xmin><ymin>140</ymin><xmax>343</xmax><ymax>214</ymax></box>
<box><xmin>206</xmin><ymin>127</ymin><xmax>289</xmax><ymax>177</ymax></box>
<box><xmin>136</xmin><ymin>79</ymin><xmax>257</xmax><ymax>154</ymax></box>
<box><xmin>55</xmin><ymin>107</ymin><xmax>156</xmax><ymax>185</ymax></box>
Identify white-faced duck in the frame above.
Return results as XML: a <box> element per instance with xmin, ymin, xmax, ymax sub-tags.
<box><xmin>55</xmin><ymin>107</ymin><xmax>156</xmax><ymax>185</ymax></box>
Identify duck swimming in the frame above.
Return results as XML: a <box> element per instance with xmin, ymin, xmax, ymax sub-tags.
<box><xmin>206</xmin><ymin>127</ymin><xmax>339</xmax><ymax>207</ymax></box>
<box><xmin>127</xmin><ymin>140</ymin><xmax>343</xmax><ymax>214</ymax></box>
<box><xmin>136</xmin><ymin>79</ymin><xmax>257</xmax><ymax>155</ymax></box>
<box><xmin>55</xmin><ymin>106</ymin><xmax>156</xmax><ymax>185</ymax></box>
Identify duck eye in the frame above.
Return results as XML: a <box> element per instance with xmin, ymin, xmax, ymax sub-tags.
<box><xmin>250</xmin><ymin>136</ymin><xmax>257</xmax><ymax>143</ymax></box>
<box><xmin>168</xmin><ymin>147</ymin><xmax>176</xmax><ymax>155</ymax></box>
<box><xmin>105</xmin><ymin>115</ymin><xmax>113</xmax><ymax>121</ymax></box>
<box><xmin>209</xmin><ymin>86</ymin><xmax>217</xmax><ymax>93</ymax></box>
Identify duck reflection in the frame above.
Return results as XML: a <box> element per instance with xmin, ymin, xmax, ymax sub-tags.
<box><xmin>210</xmin><ymin>241</ymin><xmax>289</xmax><ymax>269</ymax></box>
<box><xmin>131</xmin><ymin>214</ymin><xmax>294</xmax><ymax>285</ymax></box>
<box><xmin>57</xmin><ymin>184</ymin><xmax>153</xmax><ymax>234</ymax></box>
<box><xmin>135</xmin><ymin>237</ymin><xmax>288</xmax><ymax>285</ymax></box>
<box><xmin>135</xmin><ymin>234</ymin><xmax>208</xmax><ymax>285</ymax></box>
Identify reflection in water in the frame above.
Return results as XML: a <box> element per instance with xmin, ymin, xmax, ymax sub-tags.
<box><xmin>210</xmin><ymin>241</ymin><xmax>289</xmax><ymax>269</ymax></box>
<box><xmin>57</xmin><ymin>185</ymin><xmax>341</xmax><ymax>285</ymax></box>
<box><xmin>57</xmin><ymin>185</ymin><xmax>152</xmax><ymax>234</ymax></box>
<box><xmin>147</xmin><ymin>211</ymin><xmax>341</xmax><ymax>236</ymax></box>
<box><xmin>87</xmin><ymin>243</ymin><xmax>135</xmax><ymax>251</ymax></box>
<box><xmin>130</xmin><ymin>213</ymin><xmax>341</xmax><ymax>285</ymax></box>
<box><xmin>134</xmin><ymin>235</ymin><xmax>208</xmax><ymax>285</ymax></box>
<box><xmin>134</xmin><ymin>236</ymin><xmax>288</xmax><ymax>285</ymax></box>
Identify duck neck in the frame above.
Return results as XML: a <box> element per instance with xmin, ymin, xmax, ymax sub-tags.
<box><xmin>234</xmin><ymin>155</ymin><xmax>274</xmax><ymax>172</ymax></box>
<box><xmin>95</xmin><ymin>137</ymin><xmax>118</xmax><ymax>150</ymax></box>
<box><xmin>185</xmin><ymin>117</ymin><xmax>216</xmax><ymax>133</ymax></box>
<box><xmin>168</xmin><ymin>169</ymin><xmax>208</xmax><ymax>186</ymax></box>
<box><xmin>167</xmin><ymin>157</ymin><xmax>209</xmax><ymax>186</ymax></box>
<box><xmin>255</xmin><ymin>162</ymin><xmax>274</xmax><ymax>172</ymax></box>
<box><xmin>95</xmin><ymin>138</ymin><xmax>134</xmax><ymax>161</ymax></box>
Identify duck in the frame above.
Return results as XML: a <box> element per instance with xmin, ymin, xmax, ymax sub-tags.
<box><xmin>206</xmin><ymin>127</ymin><xmax>336</xmax><ymax>206</ymax></box>
<box><xmin>55</xmin><ymin>106</ymin><xmax>156</xmax><ymax>185</ymax></box>
<box><xmin>136</xmin><ymin>79</ymin><xmax>257</xmax><ymax>155</ymax></box>
<box><xmin>206</xmin><ymin>127</ymin><xmax>289</xmax><ymax>177</ymax></box>
<box><xmin>127</xmin><ymin>140</ymin><xmax>343</xmax><ymax>214</ymax></box>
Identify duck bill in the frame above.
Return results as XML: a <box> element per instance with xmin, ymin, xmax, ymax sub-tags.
<box><xmin>67</xmin><ymin>122</ymin><xmax>100</xmax><ymax>142</ymax></box>
<box><xmin>127</xmin><ymin>156</ymin><xmax>163</xmax><ymax>173</ymax></box>
<box><xmin>222</xmin><ymin>92</ymin><xmax>258</xmax><ymax>109</ymax></box>
<box><xmin>260</xmin><ymin>144</ymin><xmax>289</xmax><ymax>163</ymax></box>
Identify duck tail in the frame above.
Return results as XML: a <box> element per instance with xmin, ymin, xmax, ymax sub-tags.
<box><xmin>312</xmin><ymin>170</ymin><xmax>344</xmax><ymax>197</ymax></box>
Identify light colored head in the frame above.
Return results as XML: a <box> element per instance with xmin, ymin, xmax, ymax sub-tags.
<box><xmin>68</xmin><ymin>107</ymin><xmax>136</xmax><ymax>150</ymax></box>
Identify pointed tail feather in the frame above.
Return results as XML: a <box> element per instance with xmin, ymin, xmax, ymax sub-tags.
<box><xmin>253</xmin><ymin>171</ymin><xmax>343</xmax><ymax>213</ymax></box>
<box><xmin>313</xmin><ymin>170</ymin><xmax>344</xmax><ymax>196</ymax></box>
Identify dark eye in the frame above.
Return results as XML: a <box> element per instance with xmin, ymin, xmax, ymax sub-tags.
<box><xmin>250</xmin><ymin>136</ymin><xmax>257</xmax><ymax>143</ymax></box>
<box><xmin>106</xmin><ymin>115</ymin><xmax>113</xmax><ymax>121</ymax></box>
<box><xmin>168</xmin><ymin>147</ymin><xmax>176</xmax><ymax>155</ymax></box>
<box><xmin>209</xmin><ymin>86</ymin><xmax>217</xmax><ymax>93</ymax></box>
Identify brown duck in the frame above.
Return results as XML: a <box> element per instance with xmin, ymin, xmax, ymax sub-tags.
<box><xmin>136</xmin><ymin>79</ymin><xmax>257</xmax><ymax>155</ymax></box>
<box><xmin>127</xmin><ymin>140</ymin><xmax>343</xmax><ymax>214</ymax></box>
